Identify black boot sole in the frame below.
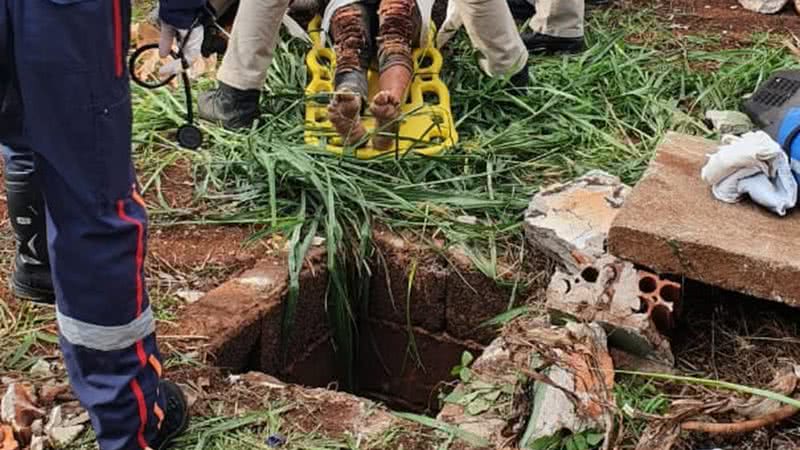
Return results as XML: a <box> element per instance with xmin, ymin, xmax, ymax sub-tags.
<box><xmin>527</xmin><ymin>41</ymin><xmax>585</xmax><ymax>55</ymax></box>
<box><xmin>10</xmin><ymin>277</ymin><xmax>55</xmax><ymax>305</ymax></box>
<box><xmin>155</xmin><ymin>381</ymin><xmax>190</xmax><ymax>450</ymax></box>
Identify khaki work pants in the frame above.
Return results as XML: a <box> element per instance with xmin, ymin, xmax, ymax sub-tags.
<box><xmin>529</xmin><ymin>0</ymin><xmax>584</xmax><ymax>38</ymax></box>
<box><xmin>442</xmin><ymin>0</ymin><xmax>527</xmax><ymax>77</ymax></box>
<box><xmin>214</xmin><ymin>0</ymin><xmax>290</xmax><ymax>90</ymax></box>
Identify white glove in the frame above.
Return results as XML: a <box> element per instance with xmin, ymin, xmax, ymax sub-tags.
<box><xmin>158</xmin><ymin>21</ymin><xmax>204</xmax><ymax>78</ymax></box>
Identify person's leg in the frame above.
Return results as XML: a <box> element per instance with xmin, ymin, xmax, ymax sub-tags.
<box><xmin>199</xmin><ymin>0</ymin><xmax>291</xmax><ymax>129</ymax></box>
<box><xmin>327</xmin><ymin>3</ymin><xmax>371</xmax><ymax>146</ymax></box>
<box><xmin>2</xmin><ymin>144</ymin><xmax>54</xmax><ymax>303</ymax></box>
<box><xmin>449</xmin><ymin>0</ymin><xmax>528</xmax><ymax>80</ymax></box>
<box><xmin>0</xmin><ymin>4</ymin><xmax>53</xmax><ymax>304</ymax></box>
<box><xmin>369</xmin><ymin>0</ymin><xmax>420</xmax><ymax>150</ymax></box>
<box><xmin>9</xmin><ymin>0</ymin><xmax>186</xmax><ymax>448</ymax></box>
<box><xmin>523</xmin><ymin>0</ymin><xmax>584</xmax><ymax>54</ymax></box>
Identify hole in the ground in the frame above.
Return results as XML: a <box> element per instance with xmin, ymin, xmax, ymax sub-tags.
<box><xmin>213</xmin><ymin>248</ymin><xmax>497</xmax><ymax>417</ymax></box>
<box><xmin>580</xmin><ymin>267</ymin><xmax>599</xmax><ymax>283</ymax></box>
<box><xmin>639</xmin><ymin>275</ymin><xmax>658</xmax><ymax>294</ymax></box>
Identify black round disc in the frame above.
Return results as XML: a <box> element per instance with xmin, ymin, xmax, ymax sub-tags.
<box><xmin>177</xmin><ymin>124</ymin><xmax>203</xmax><ymax>150</ymax></box>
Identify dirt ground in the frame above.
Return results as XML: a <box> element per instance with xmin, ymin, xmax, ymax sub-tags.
<box><xmin>625</xmin><ymin>0</ymin><xmax>800</xmax><ymax>44</ymax></box>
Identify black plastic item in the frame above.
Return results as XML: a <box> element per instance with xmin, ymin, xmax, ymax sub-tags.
<box><xmin>743</xmin><ymin>69</ymin><xmax>800</xmax><ymax>140</ymax></box>
<box><xmin>129</xmin><ymin>27</ymin><xmax>203</xmax><ymax>150</ymax></box>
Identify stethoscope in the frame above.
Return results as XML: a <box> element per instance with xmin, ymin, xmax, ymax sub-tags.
<box><xmin>129</xmin><ymin>18</ymin><xmax>203</xmax><ymax>150</ymax></box>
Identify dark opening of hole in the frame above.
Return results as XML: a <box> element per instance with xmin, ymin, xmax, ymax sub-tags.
<box><xmin>634</xmin><ymin>296</ymin><xmax>649</xmax><ymax>314</ymax></box>
<box><xmin>580</xmin><ymin>267</ymin><xmax>599</xmax><ymax>283</ymax></box>
<box><xmin>639</xmin><ymin>276</ymin><xmax>658</xmax><ymax>294</ymax></box>
<box><xmin>659</xmin><ymin>284</ymin><xmax>681</xmax><ymax>304</ymax></box>
<box><xmin>651</xmin><ymin>304</ymin><xmax>673</xmax><ymax>334</ymax></box>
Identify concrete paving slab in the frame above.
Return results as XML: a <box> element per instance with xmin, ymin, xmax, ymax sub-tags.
<box><xmin>609</xmin><ymin>132</ymin><xmax>800</xmax><ymax>307</ymax></box>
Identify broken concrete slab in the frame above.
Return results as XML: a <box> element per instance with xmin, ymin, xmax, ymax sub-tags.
<box><xmin>28</xmin><ymin>361</ymin><xmax>52</xmax><ymax>379</ymax></box>
<box><xmin>738</xmin><ymin>0</ymin><xmax>789</xmax><ymax>13</ymax></box>
<box><xmin>609</xmin><ymin>132</ymin><xmax>800</xmax><ymax>309</ymax></box>
<box><xmin>437</xmin><ymin>337</ymin><xmax>520</xmax><ymax>448</ymax></box>
<box><xmin>546</xmin><ymin>255</ymin><xmax>676</xmax><ymax>365</ymax></box>
<box><xmin>525</xmin><ymin>170</ymin><xmax>630</xmax><ymax>273</ymax></box>
<box><xmin>519</xmin><ymin>322</ymin><xmax>615</xmax><ymax>447</ymax></box>
<box><xmin>705</xmin><ymin>110</ymin><xmax>754</xmax><ymax>136</ymax></box>
<box><xmin>1</xmin><ymin>384</ymin><xmax>44</xmax><ymax>441</ymax></box>
<box><xmin>44</xmin><ymin>406</ymin><xmax>84</xmax><ymax>447</ymax></box>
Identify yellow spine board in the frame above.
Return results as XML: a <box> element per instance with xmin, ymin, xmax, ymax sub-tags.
<box><xmin>304</xmin><ymin>16</ymin><xmax>458</xmax><ymax>159</ymax></box>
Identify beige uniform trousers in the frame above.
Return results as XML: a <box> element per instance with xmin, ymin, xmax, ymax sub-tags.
<box><xmin>213</xmin><ymin>0</ymin><xmax>291</xmax><ymax>90</ymax></box>
<box><xmin>440</xmin><ymin>0</ymin><xmax>527</xmax><ymax>77</ymax></box>
<box><xmin>529</xmin><ymin>0</ymin><xmax>584</xmax><ymax>39</ymax></box>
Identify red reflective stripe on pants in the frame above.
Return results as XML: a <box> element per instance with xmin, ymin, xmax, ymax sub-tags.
<box><xmin>130</xmin><ymin>379</ymin><xmax>149</xmax><ymax>449</ymax></box>
<box><xmin>136</xmin><ymin>340</ymin><xmax>147</xmax><ymax>367</ymax></box>
<box><xmin>116</xmin><ymin>199</ymin><xmax>144</xmax><ymax>317</ymax></box>
<box><xmin>112</xmin><ymin>0</ymin><xmax>123</xmax><ymax>77</ymax></box>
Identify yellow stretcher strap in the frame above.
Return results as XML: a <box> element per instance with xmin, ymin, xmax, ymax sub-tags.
<box><xmin>304</xmin><ymin>16</ymin><xmax>458</xmax><ymax>159</ymax></box>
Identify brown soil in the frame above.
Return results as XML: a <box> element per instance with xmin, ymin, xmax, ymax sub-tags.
<box><xmin>666</xmin><ymin>282</ymin><xmax>800</xmax><ymax>450</ymax></box>
<box><xmin>624</xmin><ymin>0</ymin><xmax>800</xmax><ymax>43</ymax></box>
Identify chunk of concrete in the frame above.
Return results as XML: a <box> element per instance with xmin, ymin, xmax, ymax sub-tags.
<box><xmin>738</xmin><ymin>0</ymin><xmax>789</xmax><ymax>13</ymax></box>
<box><xmin>45</xmin><ymin>406</ymin><xmax>84</xmax><ymax>447</ymax></box>
<box><xmin>609</xmin><ymin>132</ymin><xmax>800</xmax><ymax>309</ymax></box>
<box><xmin>525</xmin><ymin>171</ymin><xmax>630</xmax><ymax>273</ymax></box>
<box><xmin>520</xmin><ymin>322</ymin><xmax>615</xmax><ymax>447</ymax></box>
<box><xmin>1</xmin><ymin>384</ymin><xmax>44</xmax><ymax>441</ymax></box>
<box><xmin>28</xmin><ymin>360</ymin><xmax>52</xmax><ymax>378</ymax></box>
<box><xmin>705</xmin><ymin>110</ymin><xmax>754</xmax><ymax>136</ymax></box>
<box><xmin>546</xmin><ymin>255</ymin><xmax>676</xmax><ymax>365</ymax></box>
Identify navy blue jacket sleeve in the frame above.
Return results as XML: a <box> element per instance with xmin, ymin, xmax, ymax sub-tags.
<box><xmin>159</xmin><ymin>0</ymin><xmax>207</xmax><ymax>29</ymax></box>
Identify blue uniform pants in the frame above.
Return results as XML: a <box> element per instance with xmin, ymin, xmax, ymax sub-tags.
<box><xmin>0</xmin><ymin>1</ymin><xmax>165</xmax><ymax>449</ymax></box>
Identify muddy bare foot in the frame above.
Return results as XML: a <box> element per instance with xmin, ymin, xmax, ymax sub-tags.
<box><xmin>370</xmin><ymin>91</ymin><xmax>401</xmax><ymax>150</ymax></box>
<box><xmin>328</xmin><ymin>91</ymin><xmax>367</xmax><ymax>146</ymax></box>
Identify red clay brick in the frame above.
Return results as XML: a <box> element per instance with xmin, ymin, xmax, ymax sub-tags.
<box><xmin>175</xmin><ymin>257</ymin><xmax>288</xmax><ymax>372</ymax></box>
<box><xmin>444</xmin><ymin>249</ymin><xmax>515</xmax><ymax>343</ymax></box>
<box><xmin>260</xmin><ymin>248</ymin><xmax>330</xmax><ymax>373</ymax></box>
<box><xmin>369</xmin><ymin>231</ymin><xmax>447</xmax><ymax>332</ymax></box>
<box><xmin>281</xmin><ymin>333</ymin><xmax>339</xmax><ymax>389</ymax></box>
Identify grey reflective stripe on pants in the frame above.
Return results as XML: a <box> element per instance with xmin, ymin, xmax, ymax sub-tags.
<box><xmin>57</xmin><ymin>306</ymin><xmax>156</xmax><ymax>351</ymax></box>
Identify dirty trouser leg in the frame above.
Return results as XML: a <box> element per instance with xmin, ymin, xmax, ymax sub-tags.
<box><xmin>449</xmin><ymin>0</ymin><xmax>527</xmax><ymax>77</ymax></box>
<box><xmin>6</xmin><ymin>1</ymin><xmax>165</xmax><ymax>449</ymax></box>
<box><xmin>217</xmin><ymin>0</ymin><xmax>291</xmax><ymax>90</ymax></box>
<box><xmin>529</xmin><ymin>0</ymin><xmax>584</xmax><ymax>38</ymax></box>
<box><xmin>327</xmin><ymin>3</ymin><xmax>372</xmax><ymax>145</ymax></box>
<box><xmin>370</xmin><ymin>0</ymin><xmax>420</xmax><ymax>149</ymax></box>
<box><xmin>331</xmin><ymin>3</ymin><xmax>372</xmax><ymax>100</ymax></box>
